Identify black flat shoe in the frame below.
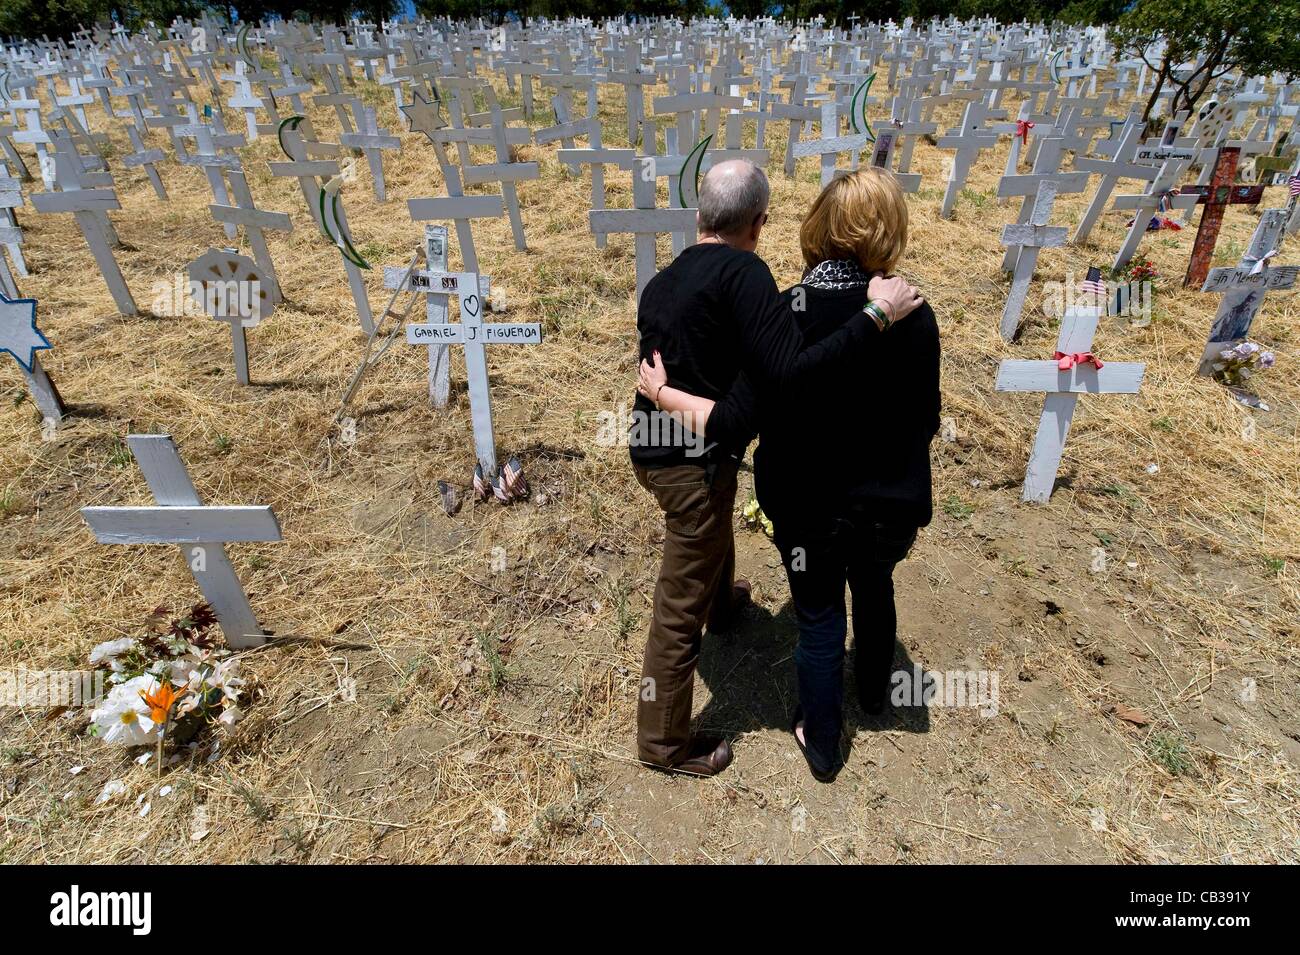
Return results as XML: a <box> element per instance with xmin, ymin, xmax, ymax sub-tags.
<box><xmin>791</xmin><ymin>707</ymin><xmax>838</xmax><ymax>783</ymax></box>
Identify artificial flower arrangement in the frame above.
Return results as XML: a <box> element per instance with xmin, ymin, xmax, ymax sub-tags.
<box><xmin>1124</xmin><ymin>258</ymin><xmax>1159</xmax><ymax>284</ymax></box>
<box><xmin>742</xmin><ymin>496</ymin><xmax>775</xmax><ymax>538</ymax></box>
<box><xmin>1210</xmin><ymin>340</ymin><xmax>1276</xmax><ymax>390</ymax></box>
<box><xmin>87</xmin><ymin>603</ymin><xmax>246</xmax><ymax>771</ymax></box>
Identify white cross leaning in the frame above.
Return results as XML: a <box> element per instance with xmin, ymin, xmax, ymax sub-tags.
<box><xmin>999</xmin><ymin>179</ymin><xmax>1068</xmax><ymax>340</ymax></box>
<box><xmin>792</xmin><ymin>98</ymin><xmax>874</xmax><ymax>186</ymax></box>
<box><xmin>996</xmin><ymin>304</ymin><xmax>1145</xmax><ymax>503</ymax></box>
<box><xmin>1197</xmin><ymin>208</ymin><xmax>1297</xmax><ymax>375</ymax></box>
<box><xmin>28</xmin><ymin>153</ymin><xmax>137</xmax><ymax>316</ymax></box>
<box><xmin>80</xmin><ymin>434</ymin><xmax>282</xmax><ymax>649</ymax></box>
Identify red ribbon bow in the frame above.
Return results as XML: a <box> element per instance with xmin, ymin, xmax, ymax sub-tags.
<box><xmin>1016</xmin><ymin>120</ymin><xmax>1034</xmax><ymax>145</ymax></box>
<box><xmin>1054</xmin><ymin>351</ymin><xmax>1103</xmax><ymax>370</ymax></box>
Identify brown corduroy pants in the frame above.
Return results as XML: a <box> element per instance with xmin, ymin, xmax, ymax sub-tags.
<box><xmin>632</xmin><ymin>459</ymin><xmax>740</xmax><ymax>767</ymax></box>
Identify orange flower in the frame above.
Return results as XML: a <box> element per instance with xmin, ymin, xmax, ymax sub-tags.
<box><xmin>140</xmin><ymin>681</ymin><xmax>185</xmax><ymax>725</ymax></box>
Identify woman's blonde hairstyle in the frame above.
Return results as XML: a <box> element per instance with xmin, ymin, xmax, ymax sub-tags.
<box><xmin>799</xmin><ymin>167</ymin><xmax>908</xmax><ymax>274</ymax></box>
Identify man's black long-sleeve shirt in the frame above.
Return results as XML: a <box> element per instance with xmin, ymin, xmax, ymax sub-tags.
<box><xmin>630</xmin><ymin>243</ymin><xmax>879</xmax><ymax>467</ymax></box>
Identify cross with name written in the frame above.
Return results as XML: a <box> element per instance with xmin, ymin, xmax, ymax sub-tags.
<box><xmin>1197</xmin><ymin>208</ymin><xmax>1296</xmax><ymax>375</ymax></box>
<box><xmin>403</xmin><ymin>264</ymin><xmax>541</xmax><ymax>502</ymax></box>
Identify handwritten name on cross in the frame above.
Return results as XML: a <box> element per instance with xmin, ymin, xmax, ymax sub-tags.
<box><xmin>402</xmin><ymin>267</ymin><xmax>541</xmax><ymax>499</ymax></box>
<box><xmin>1197</xmin><ymin>208</ymin><xmax>1296</xmax><ymax>375</ymax></box>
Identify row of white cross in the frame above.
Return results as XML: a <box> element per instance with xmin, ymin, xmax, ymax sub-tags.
<box><xmin>1</xmin><ymin>15</ymin><xmax>1296</xmax><ymax>650</ymax></box>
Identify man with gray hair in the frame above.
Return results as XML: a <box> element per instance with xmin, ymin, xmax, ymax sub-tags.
<box><xmin>629</xmin><ymin>159</ymin><xmax>919</xmax><ymax>776</ymax></box>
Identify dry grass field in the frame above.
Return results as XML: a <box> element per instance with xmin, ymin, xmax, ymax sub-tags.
<box><xmin>1</xmin><ymin>65</ymin><xmax>1297</xmax><ymax>864</ymax></box>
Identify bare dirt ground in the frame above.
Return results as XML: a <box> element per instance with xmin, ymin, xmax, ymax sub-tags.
<box><xmin>1</xmin><ymin>68</ymin><xmax>1297</xmax><ymax>863</ymax></box>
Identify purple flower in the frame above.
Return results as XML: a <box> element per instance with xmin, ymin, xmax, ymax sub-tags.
<box><xmin>1260</xmin><ymin>351</ymin><xmax>1276</xmax><ymax>369</ymax></box>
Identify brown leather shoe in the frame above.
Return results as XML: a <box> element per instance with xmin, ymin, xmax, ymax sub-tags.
<box><xmin>650</xmin><ymin>738</ymin><xmax>733</xmax><ymax>777</ymax></box>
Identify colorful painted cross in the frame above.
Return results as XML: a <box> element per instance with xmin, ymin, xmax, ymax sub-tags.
<box><xmin>1197</xmin><ymin>208</ymin><xmax>1296</xmax><ymax>375</ymax></box>
<box><xmin>1181</xmin><ymin>147</ymin><xmax>1265</xmax><ymax>288</ymax></box>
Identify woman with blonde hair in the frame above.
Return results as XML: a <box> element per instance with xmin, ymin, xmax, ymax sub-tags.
<box><xmin>639</xmin><ymin>167</ymin><xmax>941</xmax><ymax>781</ymax></box>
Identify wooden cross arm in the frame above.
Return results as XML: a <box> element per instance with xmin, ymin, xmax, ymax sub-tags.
<box><xmin>589</xmin><ymin>208</ymin><xmax>698</xmax><ymax>234</ymax></box>
<box><xmin>81</xmin><ymin>505</ymin><xmax>283</xmax><ymax>545</ymax></box>
<box><xmin>1202</xmin><ymin>264</ymin><xmax>1299</xmax><ymax>293</ymax></box>
<box><xmin>997</xmin><ymin>172</ymin><xmax>1091</xmax><ymax>198</ymax></box>
<box><xmin>995</xmin><ymin>360</ymin><xmax>1145</xmax><ymax>394</ymax></box>
<box><xmin>408</xmin><ymin>195</ymin><xmax>504</xmax><ymax>222</ymax></box>
<box><xmin>791</xmin><ymin>133</ymin><xmax>874</xmax><ymax>158</ymax></box>
<box><xmin>210</xmin><ymin>205</ymin><xmax>294</xmax><ymax>232</ymax></box>
<box><xmin>340</xmin><ymin>132</ymin><xmax>402</xmax><ymax>150</ymax></box>
<box><xmin>1001</xmin><ymin>223</ymin><xmax>1069</xmax><ymax>246</ymax></box>
<box><xmin>30</xmin><ymin>190</ymin><xmax>120</xmax><ymax>214</ymax></box>
<box><xmin>268</xmin><ymin>159</ymin><xmax>339</xmax><ymax>178</ymax></box>
<box><xmin>534</xmin><ymin>119</ymin><xmax>593</xmax><ymax>144</ymax></box>
<box><xmin>462</xmin><ymin>162</ymin><xmax>541</xmax><ymax>186</ymax></box>
<box><xmin>556</xmin><ymin>147</ymin><xmax>635</xmax><ymax>168</ymax></box>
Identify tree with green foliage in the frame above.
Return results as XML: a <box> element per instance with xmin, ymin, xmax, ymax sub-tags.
<box><xmin>1113</xmin><ymin>0</ymin><xmax>1300</xmax><ymax>122</ymax></box>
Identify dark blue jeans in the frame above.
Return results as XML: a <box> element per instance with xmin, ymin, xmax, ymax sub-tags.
<box><xmin>775</xmin><ymin>511</ymin><xmax>917</xmax><ymax>774</ymax></box>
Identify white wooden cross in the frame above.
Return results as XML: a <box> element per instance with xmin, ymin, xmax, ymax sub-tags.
<box><xmin>1110</xmin><ymin>151</ymin><xmax>1198</xmax><ymax>271</ymax></box>
<box><xmin>339</xmin><ymin>100</ymin><xmax>400</xmax><ymax>201</ymax></box>
<box><xmin>81</xmin><ymin>434</ymin><xmax>282</xmax><ymax>649</ymax></box>
<box><xmin>555</xmin><ymin>116</ymin><xmax>635</xmax><ymax>249</ymax></box>
<box><xmin>1071</xmin><ymin>116</ymin><xmax>1150</xmax><ymax>245</ymax></box>
<box><xmin>28</xmin><ymin>154</ymin><xmax>137</xmax><ymax>316</ymax></box>
<box><xmin>792</xmin><ymin>97</ymin><xmax>874</xmax><ymax>187</ymax></box>
<box><xmin>937</xmin><ymin>99</ymin><xmax>1000</xmax><ymax>218</ymax></box>
<box><xmin>996</xmin><ymin>305</ymin><xmax>1145</xmax><ymax>503</ymax></box>
<box><xmin>589</xmin><ymin>157</ymin><xmax>698</xmax><ymax>303</ymax></box>
<box><xmin>0</xmin><ymin>291</ymin><xmax>66</xmax><ymax>423</ymax></box>
<box><xmin>268</xmin><ymin>118</ymin><xmax>373</xmax><ymax>333</ymax></box>
<box><xmin>122</xmin><ymin>124</ymin><xmax>168</xmax><ymax>200</ymax></box>
<box><xmin>999</xmin><ymin>180</ymin><xmax>1067</xmax><ymax>340</ymax></box>
<box><xmin>460</xmin><ymin>88</ymin><xmax>538</xmax><ymax>251</ymax></box>
<box><xmin>402</xmin><ymin>265</ymin><xmax>541</xmax><ymax>500</ymax></box>
<box><xmin>209</xmin><ymin>168</ymin><xmax>293</xmax><ymax>304</ymax></box>
<box><xmin>1197</xmin><ymin>208</ymin><xmax>1296</xmax><ymax>375</ymax></box>
<box><xmin>997</xmin><ymin>137</ymin><xmax>1090</xmax><ymax>273</ymax></box>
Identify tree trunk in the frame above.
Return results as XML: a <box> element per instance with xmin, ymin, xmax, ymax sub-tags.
<box><xmin>1142</xmin><ymin>59</ymin><xmax>1170</xmax><ymax>123</ymax></box>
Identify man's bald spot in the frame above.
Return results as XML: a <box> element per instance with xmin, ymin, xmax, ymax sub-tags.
<box><xmin>698</xmin><ymin>159</ymin><xmax>770</xmax><ymax>238</ymax></box>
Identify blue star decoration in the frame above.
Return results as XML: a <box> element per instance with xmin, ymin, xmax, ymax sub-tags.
<box><xmin>0</xmin><ymin>292</ymin><xmax>51</xmax><ymax>373</ymax></box>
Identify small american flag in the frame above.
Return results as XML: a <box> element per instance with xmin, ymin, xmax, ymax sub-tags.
<box><xmin>1290</xmin><ymin>175</ymin><xmax>1300</xmax><ymax>197</ymax></box>
<box><xmin>1079</xmin><ymin>266</ymin><xmax>1107</xmax><ymax>297</ymax></box>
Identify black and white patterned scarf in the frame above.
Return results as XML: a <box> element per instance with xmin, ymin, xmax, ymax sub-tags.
<box><xmin>800</xmin><ymin>258</ymin><xmax>872</xmax><ymax>290</ymax></box>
